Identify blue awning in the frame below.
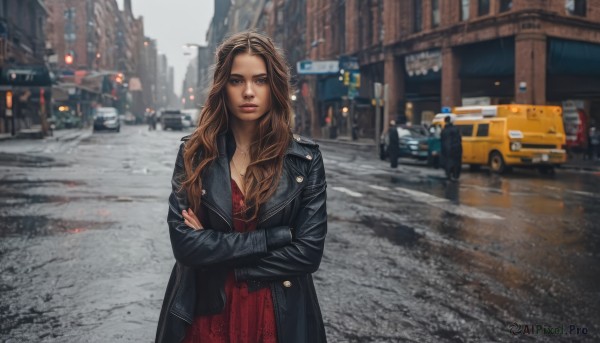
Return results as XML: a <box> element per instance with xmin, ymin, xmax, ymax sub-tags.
<box><xmin>548</xmin><ymin>38</ymin><xmax>600</xmax><ymax>76</ymax></box>
<box><xmin>317</xmin><ymin>76</ymin><xmax>348</xmax><ymax>101</ymax></box>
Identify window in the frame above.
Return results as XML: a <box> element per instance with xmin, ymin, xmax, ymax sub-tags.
<box><xmin>566</xmin><ymin>0</ymin><xmax>586</xmax><ymax>16</ymax></box>
<box><xmin>456</xmin><ymin>124</ymin><xmax>474</xmax><ymax>136</ymax></box>
<box><xmin>460</xmin><ymin>0</ymin><xmax>470</xmax><ymax>21</ymax></box>
<box><xmin>499</xmin><ymin>0</ymin><xmax>512</xmax><ymax>12</ymax></box>
<box><xmin>476</xmin><ymin>124</ymin><xmax>489</xmax><ymax>137</ymax></box>
<box><xmin>478</xmin><ymin>0</ymin><xmax>490</xmax><ymax>16</ymax></box>
<box><xmin>413</xmin><ymin>0</ymin><xmax>422</xmax><ymax>33</ymax></box>
<box><xmin>431</xmin><ymin>0</ymin><xmax>440</xmax><ymax>27</ymax></box>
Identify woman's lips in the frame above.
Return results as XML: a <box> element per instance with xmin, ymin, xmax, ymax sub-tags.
<box><xmin>240</xmin><ymin>104</ymin><xmax>258</xmax><ymax>112</ymax></box>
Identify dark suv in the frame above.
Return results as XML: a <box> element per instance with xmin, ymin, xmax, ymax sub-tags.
<box><xmin>160</xmin><ymin>109</ymin><xmax>190</xmax><ymax>130</ymax></box>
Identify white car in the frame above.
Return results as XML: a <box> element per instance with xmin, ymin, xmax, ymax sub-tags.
<box><xmin>93</xmin><ymin>107</ymin><xmax>121</xmax><ymax>132</ymax></box>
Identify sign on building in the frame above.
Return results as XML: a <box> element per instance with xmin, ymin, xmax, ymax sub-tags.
<box><xmin>297</xmin><ymin>60</ymin><xmax>339</xmax><ymax>75</ymax></box>
<box><xmin>405</xmin><ymin>50</ymin><xmax>442</xmax><ymax>77</ymax></box>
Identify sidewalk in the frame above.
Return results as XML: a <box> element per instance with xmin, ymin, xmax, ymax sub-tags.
<box><xmin>0</xmin><ymin>128</ymin><xmax>89</xmax><ymax>143</ymax></box>
<box><xmin>316</xmin><ymin>137</ymin><xmax>600</xmax><ymax>172</ymax></box>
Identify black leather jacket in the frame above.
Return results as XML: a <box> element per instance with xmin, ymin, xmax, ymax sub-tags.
<box><xmin>155</xmin><ymin>132</ymin><xmax>328</xmax><ymax>343</ymax></box>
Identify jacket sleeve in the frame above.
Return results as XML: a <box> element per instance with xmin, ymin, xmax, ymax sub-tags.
<box><xmin>234</xmin><ymin>149</ymin><xmax>327</xmax><ymax>281</ymax></box>
<box><xmin>168</xmin><ymin>143</ymin><xmax>292</xmax><ymax>268</ymax></box>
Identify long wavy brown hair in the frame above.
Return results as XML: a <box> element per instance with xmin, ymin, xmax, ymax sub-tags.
<box><xmin>182</xmin><ymin>31</ymin><xmax>293</xmax><ymax>221</ymax></box>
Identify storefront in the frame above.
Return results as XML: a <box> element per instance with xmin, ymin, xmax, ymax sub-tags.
<box><xmin>547</xmin><ymin>38</ymin><xmax>600</xmax><ymax>127</ymax></box>
<box><xmin>404</xmin><ymin>49</ymin><xmax>442</xmax><ymax>125</ymax></box>
<box><xmin>459</xmin><ymin>38</ymin><xmax>515</xmax><ymax>105</ymax></box>
<box><xmin>0</xmin><ymin>65</ymin><xmax>53</xmax><ymax>135</ymax></box>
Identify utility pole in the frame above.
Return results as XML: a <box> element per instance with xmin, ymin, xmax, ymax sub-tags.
<box><xmin>374</xmin><ymin>82</ymin><xmax>382</xmax><ymax>147</ymax></box>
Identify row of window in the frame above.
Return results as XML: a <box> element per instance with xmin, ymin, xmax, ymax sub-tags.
<box><xmin>415</xmin><ymin>0</ymin><xmax>586</xmax><ymax>32</ymax></box>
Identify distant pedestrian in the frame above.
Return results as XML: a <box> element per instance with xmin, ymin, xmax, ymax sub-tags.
<box><xmin>441</xmin><ymin>116</ymin><xmax>462</xmax><ymax>180</ymax></box>
<box><xmin>388</xmin><ymin>120</ymin><xmax>399</xmax><ymax>168</ymax></box>
<box><xmin>147</xmin><ymin>110</ymin><xmax>157</xmax><ymax>131</ymax></box>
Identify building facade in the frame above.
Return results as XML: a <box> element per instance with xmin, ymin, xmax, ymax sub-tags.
<box><xmin>365</xmin><ymin>0</ymin><xmax>600</xmax><ymax>127</ymax></box>
<box><xmin>0</xmin><ymin>0</ymin><xmax>51</xmax><ymax>134</ymax></box>
<box><xmin>304</xmin><ymin>0</ymin><xmax>600</xmax><ymax>140</ymax></box>
<box><xmin>266</xmin><ymin>0</ymin><xmax>308</xmax><ymax>134</ymax></box>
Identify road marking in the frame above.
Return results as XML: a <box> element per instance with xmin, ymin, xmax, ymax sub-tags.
<box><xmin>568</xmin><ymin>190</ymin><xmax>600</xmax><ymax>198</ymax></box>
<box><xmin>368</xmin><ymin>185</ymin><xmax>391</xmax><ymax>191</ymax></box>
<box><xmin>331</xmin><ymin>187</ymin><xmax>363</xmax><ymax>197</ymax></box>
<box><xmin>395</xmin><ymin>187</ymin><xmax>503</xmax><ymax>220</ymax></box>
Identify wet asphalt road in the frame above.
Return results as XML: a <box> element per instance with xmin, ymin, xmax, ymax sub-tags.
<box><xmin>1</xmin><ymin>125</ymin><xmax>599</xmax><ymax>342</ymax></box>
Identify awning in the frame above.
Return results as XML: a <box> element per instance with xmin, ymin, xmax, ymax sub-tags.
<box><xmin>459</xmin><ymin>38</ymin><xmax>515</xmax><ymax>77</ymax></box>
<box><xmin>317</xmin><ymin>76</ymin><xmax>347</xmax><ymax>101</ymax></box>
<box><xmin>0</xmin><ymin>65</ymin><xmax>54</xmax><ymax>87</ymax></box>
<box><xmin>548</xmin><ymin>38</ymin><xmax>600</xmax><ymax>76</ymax></box>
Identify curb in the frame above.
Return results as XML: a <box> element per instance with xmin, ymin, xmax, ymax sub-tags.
<box><xmin>315</xmin><ymin>138</ymin><xmax>600</xmax><ymax>172</ymax></box>
<box><xmin>560</xmin><ymin>164</ymin><xmax>600</xmax><ymax>173</ymax></box>
<box><xmin>315</xmin><ymin>138</ymin><xmax>377</xmax><ymax>153</ymax></box>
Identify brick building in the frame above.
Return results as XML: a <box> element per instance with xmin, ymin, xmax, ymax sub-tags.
<box><xmin>0</xmin><ymin>0</ymin><xmax>51</xmax><ymax>134</ymax></box>
<box><xmin>266</xmin><ymin>0</ymin><xmax>308</xmax><ymax>134</ymax></box>
<box><xmin>45</xmin><ymin>0</ymin><xmax>155</xmax><ymax>120</ymax></box>
<box><xmin>46</xmin><ymin>0</ymin><xmax>117</xmax><ymax>71</ymax></box>
<box><xmin>306</xmin><ymin>0</ymin><xmax>600</xmax><ymax>139</ymax></box>
<box><xmin>366</xmin><ymin>0</ymin><xmax>600</xmax><ymax>127</ymax></box>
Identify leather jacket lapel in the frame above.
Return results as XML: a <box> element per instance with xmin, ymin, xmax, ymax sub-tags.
<box><xmin>201</xmin><ymin>134</ymin><xmax>314</xmax><ymax>231</ymax></box>
<box><xmin>201</xmin><ymin>133</ymin><xmax>233</xmax><ymax>231</ymax></box>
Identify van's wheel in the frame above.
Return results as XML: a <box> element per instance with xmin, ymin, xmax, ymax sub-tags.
<box><xmin>489</xmin><ymin>151</ymin><xmax>506</xmax><ymax>173</ymax></box>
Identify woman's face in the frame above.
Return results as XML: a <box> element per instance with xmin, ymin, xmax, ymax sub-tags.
<box><xmin>226</xmin><ymin>52</ymin><xmax>271</xmax><ymax>123</ymax></box>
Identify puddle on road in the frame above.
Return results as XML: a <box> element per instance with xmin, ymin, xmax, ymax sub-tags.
<box><xmin>0</xmin><ymin>193</ymin><xmax>71</xmax><ymax>207</ymax></box>
<box><xmin>0</xmin><ymin>215</ymin><xmax>111</xmax><ymax>238</ymax></box>
<box><xmin>0</xmin><ymin>153</ymin><xmax>70</xmax><ymax>168</ymax></box>
<box><xmin>0</xmin><ymin>179</ymin><xmax>85</xmax><ymax>190</ymax></box>
<box><xmin>360</xmin><ymin>215</ymin><xmax>421</xmax><ymax>246</ymax></box>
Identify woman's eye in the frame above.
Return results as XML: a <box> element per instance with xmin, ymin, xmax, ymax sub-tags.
<box><xmin>229</xmin><ymin>79</ymin><xmax>243</xmax><ymax>85</ymax></box>
<box><xmin>255</xmin><ymin>78</ymin><xmax>267</xmax><ymax>85</ymax></box>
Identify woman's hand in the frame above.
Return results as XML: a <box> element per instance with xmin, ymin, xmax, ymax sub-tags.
<box><xmin>182</xmin><ymin>208</ymin><xmax>203</xmax><ymax>230</ymax></box>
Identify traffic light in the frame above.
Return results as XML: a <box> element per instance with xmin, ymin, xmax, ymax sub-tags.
<box><xmin>353</xmin><ymin>73</ymin><xmax>361</xmax><ymax>87</ymax></box>
<box><xmin>6</xmin><ymin>91</ymin><xmax>13</xmax><ymax>109</ymax></box>
<box><xmin>65</xmin><ymin>52</ymin><xmax>74</xmax><ymax>65</ymax></box>
<box><xmin>343</xmin><ymin>71</ymin><xmax>350</xmax><ymax>86</ymax></box>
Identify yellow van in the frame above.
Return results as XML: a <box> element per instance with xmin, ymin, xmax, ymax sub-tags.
<box><xmin>432</xmin><ymin>105</ymin><xmax>567</xmax><ymax>173</ymax></box>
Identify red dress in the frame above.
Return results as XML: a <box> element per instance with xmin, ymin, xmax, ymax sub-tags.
<box><xmin>183</xmin><ymin>180</ymin><xmax>278</xmax><ymax>343</ymax></box>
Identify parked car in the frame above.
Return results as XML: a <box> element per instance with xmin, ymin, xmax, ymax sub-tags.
<box><xmin>50</xmin><ymin>108</ymin><xmax>81</xmax><ymax>129</ymax></box>
<box><xmin>160</xmin><ymin>109</ymin><xmax>191</xmax><ymax>130</ymax></box>
<box><xmin>182</xmin><ymin>108</ymin><xmax>201</xmax><ymax>127</ymax></box>
<box><xmin>93</xmin><ymin>107</ymin><xmax>120</xmax><ymax>132</ymax></box>
<box><xmin>380</xmin><ymin>125</ymin><xmax>430</xmax><ymax>161</ymax></box>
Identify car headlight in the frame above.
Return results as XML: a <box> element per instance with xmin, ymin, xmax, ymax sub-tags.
<box><xmin>510</xmin><ymin>142</ymin><xmax>522</xmax><ymax>151</ymax></box>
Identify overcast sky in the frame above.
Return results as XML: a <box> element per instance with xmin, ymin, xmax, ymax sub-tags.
<box><xmin>117</xmin><ymin>0</ymin><xmax>214</xmax><ymax>97</ymax></box>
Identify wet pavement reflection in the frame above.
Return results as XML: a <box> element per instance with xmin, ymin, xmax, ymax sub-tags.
<box><xmin>1</xmin><ymin>128</ymin><xmax>599</xmax><ymax>342</ymax></box>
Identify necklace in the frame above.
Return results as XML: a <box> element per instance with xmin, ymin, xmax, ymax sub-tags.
<box><xmin>231</xmin><ymin>155</ymin><xmax>246</xmax><ymax>177</ymax></box>
<box><xmin>237</xmin><ymin>146</ymin><xmax>250</xmax><ymax>156</ymax></box>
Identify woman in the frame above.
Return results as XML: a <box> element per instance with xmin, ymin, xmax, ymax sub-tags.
<box><xmin>155</xmin><ymin>31</ymin><xmax>328</xmax><ymax>343</ymax></box>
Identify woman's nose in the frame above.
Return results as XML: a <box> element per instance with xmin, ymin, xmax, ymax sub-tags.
<box><xmin>243</xmin><ymin>84</ymin><xmax>255</xmax><ymax>98</ymax></box>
